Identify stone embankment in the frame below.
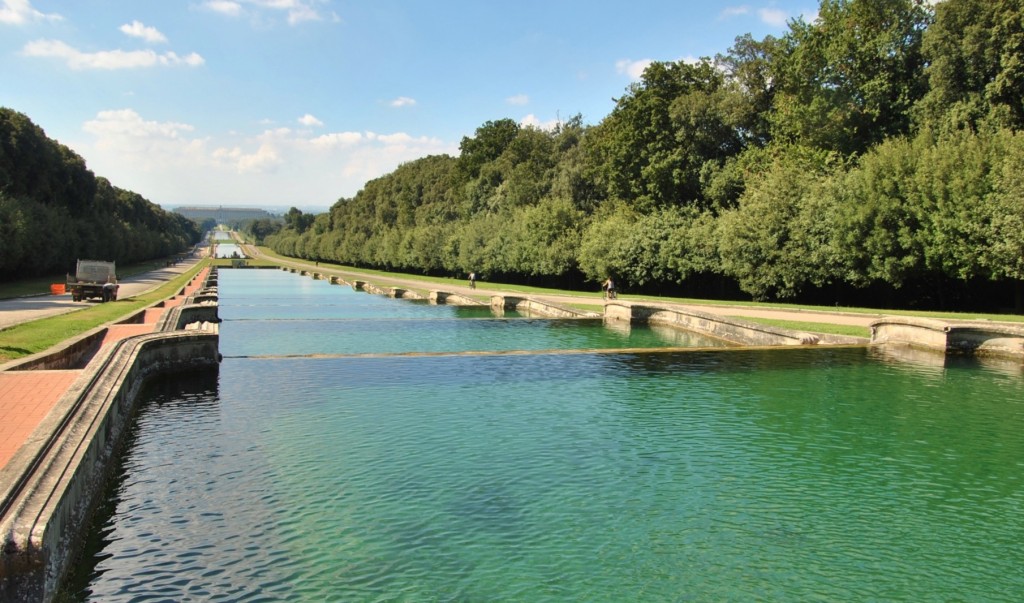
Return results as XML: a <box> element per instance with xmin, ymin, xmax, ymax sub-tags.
<box><xmin>0</xmin><ymin>268</ymin><xmax>221</xmax><ymax>603</ymax></box>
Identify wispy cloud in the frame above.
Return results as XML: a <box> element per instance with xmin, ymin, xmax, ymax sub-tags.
<box><xmin>759</xmin><ymin>7</ymin><xmax>789</xmax><ymax>27</ymax></box>
<box><xmin>203</xmin><ymin>1</ymin><xmax>242</xmax><ymax>17</ymax></box>
<box><xmin>76</xmin><ymin>108</ymin><xmax>457</xmax><ymax>205</ymax></box>
<box><xmin>719</xmin><ymin>4</ymin><xmax>794</xmax><ymax>28</ymax></box>
<box><xmin>201</xmin><ymin>0</ymin><xmax>336</xmax><ymax>26</ymax></box>
<box><xmin>389</xmin><ymin>96</ymin><xmax>417</xmax><ymax>108</ymax></box>
<box><xmin>298</xmin><ymin>113</ymin><xmax>323</xmax><ymax>126</ymax></box>
<box><xmin>506</xmin><ymin>94</ymin><xmax>529</xmax><ymax>106</ymax></box>
<box><xmin>23</xmin><ymin>39</ymin><xmax>204</xmax><ymax>69</ymax></box>
<box><xmin>719</xmin><ymin>6</ymin><xmax>750</xmax><ymax>19</ymax></box>
<box><xmin>0</xmin><ymin>0</ymin><xmax>61</xmax><ymax>25</ymax></box>
<box><xmin>615</xmin><ymin>58</ymin><xmax>652</xmax><ymax>81</ymax></box>
<box><xmin>519</xmin><ymin>114</ymin><xmax>559</xmax><ymax>131</ymax></box>
<box><xmin>84</xmin><ymin>109</ymin><xmax>195</xmax><ymax>145</ymax></box>
<box><xmin>120</xmin><ymin>20</ymin><xmax>168</xmax><ymax>44</ymax></box>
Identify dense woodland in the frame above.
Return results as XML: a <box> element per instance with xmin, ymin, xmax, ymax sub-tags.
<box><xmin>0</xmin><ymin>108</ymin><xmax>203</xmax><ymax>281</ymax></box>
<box><xmin>259</xmin><ymin>0</ymin><xmax>1024</xmax><ymax>312</ymax></box>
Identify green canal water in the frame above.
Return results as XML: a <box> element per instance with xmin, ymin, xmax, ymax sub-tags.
<box><xmin>67</xmin><ymin>270</ymin><xmax>1024</xmax><ymax>601</ymax></box>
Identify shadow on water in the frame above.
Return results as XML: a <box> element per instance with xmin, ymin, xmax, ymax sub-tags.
<box><xmin>55</xmin><ymin>368</ymin><xmax>220</xmax><ymax>603</ymax></box>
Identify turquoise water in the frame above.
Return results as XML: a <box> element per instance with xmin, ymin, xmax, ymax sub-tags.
<box><xmin>68</xmin><ymin>270</ymin><xmax>1024</xmax><ymax>601</ymax></box>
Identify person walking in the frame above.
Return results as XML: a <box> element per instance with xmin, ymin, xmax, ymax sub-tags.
<box><xmin>469</xmin><ymin>272</ymin><xmax>477</xmax><ymax>289</ymax></box>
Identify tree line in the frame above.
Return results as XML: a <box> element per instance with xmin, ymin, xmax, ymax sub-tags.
<box><xmin>271</xmin><ymin>0</ymin><xmax>1012</xmax><ymax>311</ymax></box>
<box><xmin>0</xmin><ymin>108</ymin><xmax>203</xmax><ymax>281</ymax></box>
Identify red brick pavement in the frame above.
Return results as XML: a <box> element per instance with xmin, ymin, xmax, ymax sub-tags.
<box><xmin>0</xmin><ymin>370</ymin><xmax>82</xmax><ymax>468</ymax></box>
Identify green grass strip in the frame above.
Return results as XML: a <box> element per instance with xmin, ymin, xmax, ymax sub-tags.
<box><xmin>732</xmin><ymin>316</ymin><xmax>871</xmax><ymax>339</ymax></box>
<box><xmin>0</xmin><ymin>261</ymin><xmax>208</xmax><ymax>364</ymax></box>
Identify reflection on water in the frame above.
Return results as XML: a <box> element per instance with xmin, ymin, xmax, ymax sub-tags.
<box><xmin>66</xmin><ymin>270</ymin><xmax>1024</xmax><ymax>602</ymax></box>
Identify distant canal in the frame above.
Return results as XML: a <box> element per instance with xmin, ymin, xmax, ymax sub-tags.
<box><xmin>212</xmin><ymin>230</ymin><xmax>244</xmax><ymax>258</ymax></box>
<box><xmin>66</xmin><ymin>270</ymin><xmax>1024</xmax><ymax>601</ymax></box>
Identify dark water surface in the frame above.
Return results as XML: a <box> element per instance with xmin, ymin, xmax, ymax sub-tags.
<box><xmin>67</xmin><ymin>270</ymin><xmax>1024</xmax><ymax>601</ymax></box>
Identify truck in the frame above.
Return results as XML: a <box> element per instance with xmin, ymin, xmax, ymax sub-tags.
<box><xmin>67</xmin><ymin>259</ymin><xmax>119</xmax><ymax>302</ymax></box>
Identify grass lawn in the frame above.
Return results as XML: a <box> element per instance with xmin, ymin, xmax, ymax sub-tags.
<box><xmin>732</xmin><ymin>317</ymin><xmax>871</xmax><ymax>339</ymax></box>
<box><xmin>0</xmin><ymin>262</ymin><xmax>207</xmax><ymax>364</ymax></box>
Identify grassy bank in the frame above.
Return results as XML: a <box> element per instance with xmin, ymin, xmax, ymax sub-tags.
<box><xmin>0</xmin><ymin>262</ymin><xmax>207</xmax><ymax>364</ymax></box>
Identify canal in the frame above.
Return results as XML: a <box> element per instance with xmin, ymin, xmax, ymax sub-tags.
<box><xmin>65</xmin><ymin>269</ymin><xmax>1024</xmax><ymax>601</ymax></box>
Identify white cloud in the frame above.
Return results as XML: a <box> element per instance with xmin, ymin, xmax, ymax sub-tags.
<box><xmin>389</xmin><ymin>96</ymin><xmax>417</xmax><ymax>108</ymax></box>
<box><xmin>120</xmin><ymin>20</ymin><xmax>168</xmax><ymax>44</ymax></box>
<box><xmin>203</xmin><ymin>1</ymin><xmax>242</xmax><ymax>16</ymax></box>
<box><xmin>615</xmin><ymin>58</ymin><xmax>652</xmax><ymax>81</ymax></box>
<box><xmin>23</xmin><ymin>39</ymin><xmax>203</xmax><ymax>69</ymax></box>
<box><xmin>213</xmin><ymin>142</ymin><xmax>282</xmax><ymax>173</ymax></box>
<box><xmin>202</xmin><ymin>0</ymin><xmax>328</xmax><ymax>26</ymax></box>
<box><xmin>75</xmin><ymin>108</ymin><xmax>458</xmax><ymax>206</ymax></box>
<box><xmin>83</xmin><ymin>109</ymin><xmax>196</xmax><ymax>151</ymax></box>
<box><xmin>519</xmin><ymin>114</ymin><xmax>559</xmax><ymax>131</ymax></box>
<box><xmin>298</xmin><ymin>113</ymin><xmax>323</xmax><ymax>126</ymax></box>
<box><xmin>285</xmin><ymin>3</ymin><xmax>319</xmax><ymax>25</ymax></box>
<box><xmin>720</xmin><ymin>6</ymin><xmax>750</xmax><ymax>19</ymax></box>
<box><xmin>759</xmin><ymin>7</ymin><xmax>789</xmax><ymax>27</ymax></box>
<box><xmin>310</xmin><ymin>131</ymin><xmax>364</xmax><ymax>148</ymax></box>
<box><xmin>0</xmin><ymin>0</ymin><xmax>61</xmax><ymax>25</ymax></box>
<box><xmin>506</xmin><ymin>94</ymin><xmax>529</xmax><ymax>106</ymax></box>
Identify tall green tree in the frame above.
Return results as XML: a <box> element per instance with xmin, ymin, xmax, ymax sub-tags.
<box><xmin>770</xmin><ymin>0</ymin><xmax>931</xmax><ymax>155</ymax></box>
<box><xmin>915</xmin><ymin>0</ymin><xmax>1024</xmax><ymax>131</ymax></box>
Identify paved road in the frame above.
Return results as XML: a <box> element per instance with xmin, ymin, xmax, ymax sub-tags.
<box><xmin>0</xmin><ymin>256</ymin><xmax>203</xmax><ymax>331</ymax></box>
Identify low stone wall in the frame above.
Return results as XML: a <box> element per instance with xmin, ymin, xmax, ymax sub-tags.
<box><xmin>871</xmin><ymin>316</ymin><xmax>1024</xmax><ymax>359</ymax></box>
<box><xmin>390</xmin><ymin>288</ymin><xmax>424</xmax><ymax>300</ymax></box>
<box><xmin>2</xmin><ymin>329</ymin><xmax>106</xmax><ymax>372</ymax></box>
<box><xmin>490</xmin><ymin>295</ymin><xmax>600</xmax><ymax>318</ymax></box>
<box><xmin>0</xmin><ymin>330</ymin><xmax>220</xmax><ymax>602</ymax></box>
<box><xmin>429</xmin><ymin>291</ymin><xmax>485</xmax><ymax>306</ymax></box>
<box><xmin>605</xmin><ymin>301</ymin><xmax>861</xmax><ymax>346</ymax></box>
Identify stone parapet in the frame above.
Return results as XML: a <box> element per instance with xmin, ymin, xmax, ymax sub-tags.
<box><xmin>490</xmin><ymin>295</ymin><xmax>600</xmax><ymax>318</ymax></box>
<box><xmin>605</xmin><ymin>301</ymin><xmax>863</xmax><ymax>347</ymax></box>
<box><xmin>430</xmin><ymin>291</ymin><xmax>485</xmax><ymax>306</ymax></box>
<box><xmin>870</xmin><ymin>316</ymin><xmax>1024</xmax><ymax>359</ymax></box>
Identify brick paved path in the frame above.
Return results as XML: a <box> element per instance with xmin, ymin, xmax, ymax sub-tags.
<box><xmin>0</xmin><ymin>370</ymin><xmax>83</xmax><ymax>468</ymax></box>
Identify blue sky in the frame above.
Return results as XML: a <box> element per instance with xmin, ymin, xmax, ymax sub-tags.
<box><xmin>1</xmin><ymin>0</ymin><xmax>816</xmax><ymax>210</ymax></box>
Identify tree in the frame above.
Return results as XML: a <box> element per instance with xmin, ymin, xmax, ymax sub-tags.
<box><xmin>769</xmin><ymin>0</ymin><xmax>931</xmax><ymax>155</ymax></box>
<box><xmin>593</xmin><ymin>60</ymin><xmax>745</xmax><ymax>209</ymax></box>
<box><xmin>717</xmin><ymin>146</ymin><xmax>845</xmax><ymax>300</ymax></box>
<box><xmin>457</xmin><ymin>118</ymin><xmax>521</xmax><ymax>179</ymax></box>
<box><xmin>915</xmin><ymin>0</ymin><xmax>1024</xmax><ymax>131</ymax></box>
